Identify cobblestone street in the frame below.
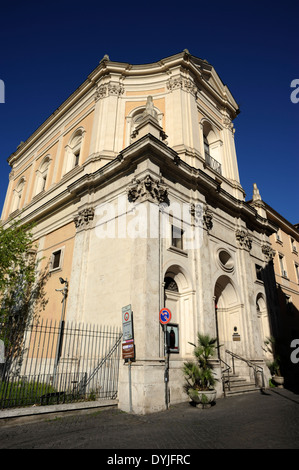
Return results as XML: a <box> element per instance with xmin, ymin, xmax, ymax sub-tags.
<box><xmin>0</xmin><ymin>388</ymin><xmax>299</xmax><ymax>452</ymax></box>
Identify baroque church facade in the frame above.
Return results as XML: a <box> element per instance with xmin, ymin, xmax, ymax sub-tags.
<box><xmin>1</xmin><ymin>51</ymin><xmax>278</xmax><ymax>413</ymax></box>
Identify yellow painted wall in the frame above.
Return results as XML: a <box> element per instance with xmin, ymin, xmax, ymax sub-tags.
<box><xmin>126</xmin><ymin>88</ymin><xmax>165</xmax><ymax>96</ymax></box>
<box><xmin>37</xmin><ymin>222</ymin><xmax>76</xmax><ymax>323</ymax></box>
<box><xmin>55</xmin><ymin>108</ymin><xmax>94</xmax><ymax>181</ymax></box>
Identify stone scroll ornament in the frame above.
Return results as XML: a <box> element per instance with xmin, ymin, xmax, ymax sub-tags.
<box><xmin>73</xmin><ymin>207</ymin><xmax>95</xmax><ymax>229</ymax></box>
<box><xmin>235</xmin><ymin>229</ymin><xmax>253</xmax><ymax>251</ymax></box>
<box><xmin>127</xmin><ymin>175</ymin><xmax>168</xmax><ymax>205</ymax></box>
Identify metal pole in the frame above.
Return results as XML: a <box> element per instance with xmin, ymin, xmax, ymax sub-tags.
<box><xmin>54</xmin><ymin>280</ymin><xmax>68</xmax><ymax>379</ymax></box>
<box><xmin>164</xmin><ymin>325</ymin><xmax>169</xmax><ymax>409</ymax></box>
<box><xmin>128</xmin><ymin>360</ymin><xmax>132</xmax><ymax>413</ymax></box>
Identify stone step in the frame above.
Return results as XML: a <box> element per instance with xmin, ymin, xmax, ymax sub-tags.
<box><xmin>222</xmin><ymin>372</ymin><xmax>260</xmax><ymax>396</ymax></box>
<box><xmin>225</xmin><ymin>386</ymin><xmax>260</xmax><ymax>397</ymax></box>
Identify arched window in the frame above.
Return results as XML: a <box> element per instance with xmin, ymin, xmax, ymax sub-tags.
<box><xmin>35</xmin><ymin>157</ymin><xmax>51</xmax><ymax>195</ymax></box>
<box><xmin>201</xmin><ymin>120</ymin><xmax>223</xmax><ymax>175</ymax></box>
<box><xmin>204</xmin><ymin>134</ymin><xmax>210</xmax><ymax>159</ymax></box>
<box><xmin>126</xmin><ymin>104</ymin><xmax>163</xmax><ymax>146</ymax></box>
<box><xmin>11</xmin><ymin>177</ymin><xmax>25</xmax><ymax>212</ymax></box>
<box><xmin>63</xmin><ymin>129</ymin><xmax>84</xmax><ymax>175</ymax></box>
<box><xmin>164</xmin><ymin>276</ymin><xmax>179</xmax><ymax>292</ymax></box>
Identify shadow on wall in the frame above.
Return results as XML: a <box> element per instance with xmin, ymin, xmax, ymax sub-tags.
<box><xmin>262</xmin><ymin>261</ymin><xmax>299</xmax><ymax>394</ymax></box>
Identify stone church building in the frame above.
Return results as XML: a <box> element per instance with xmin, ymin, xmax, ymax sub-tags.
<box><xmin>1</xmin><ymin>51</ymin><xmax>278</xmax><ymax>413</ymax></box>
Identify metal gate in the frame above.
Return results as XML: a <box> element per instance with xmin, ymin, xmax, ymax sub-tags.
<box><xmin>0</xmin><ymin>316</ymin><xmax>122</xmax><ymax>409</ymax></box>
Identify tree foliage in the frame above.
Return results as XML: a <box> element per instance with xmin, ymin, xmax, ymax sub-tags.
<box><xmin>0</xmin><ymin>219</ymin><xmax>49</xmax><ymax>379</ymax></box>
<box><xmin>0</xmin><ymin>218</ymin><xmax>49</xmax><ymax>322</ymax></box>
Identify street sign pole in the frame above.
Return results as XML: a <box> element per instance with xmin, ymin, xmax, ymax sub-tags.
<box><xmin>159</xmin><ymin>308</ymin><xmax>172</xmax><ymax>410</ymax></box>
<box><xmin>122</xmin><ymin>305</ymin><xmax>134</xmax><ymax>413</ymax></box>
<box><xmin>164</xmin><ymin>324</ymin><xmax>169</xmax><ymax>410</ymax></box>
<box><xmin>128</xmin><ymin>359</ymin><xmax>132</xmax><ymax>413</ymax></box>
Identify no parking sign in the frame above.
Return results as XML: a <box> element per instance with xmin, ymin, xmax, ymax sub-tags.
<box><xmin>159</xmin><ymin>308</ymin><xmax>172</xmax><ymax>325</ymax></box>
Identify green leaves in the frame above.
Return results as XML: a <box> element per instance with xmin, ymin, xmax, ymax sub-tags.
<box><xmin>183</xmin><ymin>332</ymin><xmax>218</xmax><ymax>392</ymax></box>
<box><xmin>0</xmin><ymin>218</ymin><xmax>48</xmax><ymax>324</ymax></box>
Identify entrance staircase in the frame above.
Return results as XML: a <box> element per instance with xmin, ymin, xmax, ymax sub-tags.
<box><xmin>222</xmin><ymin>371</ymin><xmax>260</xmax><ymax>396</ymax></box>
<box><xmin>221</xmin><ymin>350</ymin><xmax>265</xmax><ymax>397</ymax></box>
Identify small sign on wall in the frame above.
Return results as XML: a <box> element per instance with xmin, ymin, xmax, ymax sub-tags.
<box><xmin>232</xmin><ymin>327</ymin><xmax>240</xmax><ymax>341</ymax></box>
<box><xmin>122</xmin><ymin>304</ymin><xmax>133</xmax><ymax>341</ymax></box>
<box><xmin>166</xmin><ymin>323</ymin><xmax>179</xmax><ymax>353</ymax></box>
<box><xmin>122</xmin><ymin>339</ymin><xmax>135</xmax><ymax>360</ymax></box>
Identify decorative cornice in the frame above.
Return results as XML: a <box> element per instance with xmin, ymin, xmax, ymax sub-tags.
<box><xmin>73</xmin><ymin>207</ymin><xmax>95</xmax><ymax>229</ymax></box>
<box><xmin>127</xmin><ymin>175</ymin><xmax>168</xmax><ymax>205</ymax></box>
<box><xmin>235</xmin><ymin>229</ymin><xmax>252</xmax><ymax>251</ymax></box>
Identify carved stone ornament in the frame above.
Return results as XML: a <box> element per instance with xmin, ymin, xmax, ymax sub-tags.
<box><xmin>95</xmin><ymin>83</ymin><xmax>124</xmax><ymax>100</ymax></box>
<box><xmin>222</xmin><ymin>116</ymin><xmax>234</xmax><ymax>132</ymax></box>
<box><xmin>235</xmin><ymin>229</ymin><xmax>253</xmax><ymax>250</ymax></box>
<box><xmin>203</xmin><ymin>207</ymin><xmax>214</xmax><ymax>231</ymax></box>
<box><xmin>167</xmin><ymin>77</ymin><xmax>197</xmax><ymax>97</ymax></box>
<box><xmin>127</xmin><ymin>175</ymin><xmax>168</xmax><ymax>205</ymax></box>
<box><xmin>189</xmin><ymin>203</ymin><xmax>213</xmax><ymax>231</ymax></box>
<box><xmin>189</xmin><ymin>203</ymin><xmax>203</xmax><ymax>225</ymax></box>
<box><xmin>262</xmin><ymin>244</ymin><xmax>275</xmax><ymax>261</ymax></box>
<box><xmin>73</xmin><ymin>207</ymin><xmax>95</xmax><ymax>229</ymax></box>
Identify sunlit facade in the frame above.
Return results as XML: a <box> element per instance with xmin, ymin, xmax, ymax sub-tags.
<box><xmin>1</xmin><ymin>51</ymin><xmax>278</xmax><ymax>413</ymax></box>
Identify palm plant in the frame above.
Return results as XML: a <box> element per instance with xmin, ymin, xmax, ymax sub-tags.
<box><xmin>183</xmin><ymin>333</ymin><xmax>217</xmax><ymax>393</ymax></box>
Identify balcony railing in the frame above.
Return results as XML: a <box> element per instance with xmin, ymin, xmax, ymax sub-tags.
<box><xmin>205</xmin><ymin>153</ymin><xmax>222</xmax><ymax>175</ymax></box>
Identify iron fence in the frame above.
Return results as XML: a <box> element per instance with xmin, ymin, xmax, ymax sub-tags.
<box><xmin>0</xmin><ymin>316</ymin><xmax>122</xmax><ymax>409</ymax></box>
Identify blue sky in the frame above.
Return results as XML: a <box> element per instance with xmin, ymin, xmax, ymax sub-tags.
<box><xmin>0</xmin><ymin>0</ymin><xmax>298</xmax><ymax>223</ymax></box>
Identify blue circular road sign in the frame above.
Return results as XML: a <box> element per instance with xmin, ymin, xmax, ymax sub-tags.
<box><xmin>159</xmin><ymin>308</ymin><xmax>172</xmax><ymax>324</ymax></box>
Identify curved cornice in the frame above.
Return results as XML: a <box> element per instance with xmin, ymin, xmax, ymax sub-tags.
<box><xmin>8</xmin><ymin>51</ymin><xmax>239</xmax><ymax>167</ymax></box>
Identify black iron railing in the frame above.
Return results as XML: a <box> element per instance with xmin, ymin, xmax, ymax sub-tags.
<box><xmin>0</xmin><ymin>316</ymin><xmax>122</xmax><ymax>408</ymax></box>
<box><xmin>205</xmin><ymin>153</ymin><xmax>222</xmax><ymax>175</ymax></box>
<box><xmin>225</xmin><ymin>349</ymin><xmax>265</xmax><ymax>389</ymax></box>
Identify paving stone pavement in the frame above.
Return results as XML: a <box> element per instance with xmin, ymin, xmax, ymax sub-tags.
<box><xmin>0</xmin><ymin>388</ymin><xmax>299</xmax><ymax>452</ymax></box>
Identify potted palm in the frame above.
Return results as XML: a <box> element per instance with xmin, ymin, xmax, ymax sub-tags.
<box><xmin>264</xmin><ymin>337</ymin><xmax>284</xmax><ymax>388</ymax></box>
<box><xmin>183</xmin><ymin>332</ymin><xmax>218</xmax><ymax>408</ymax></box>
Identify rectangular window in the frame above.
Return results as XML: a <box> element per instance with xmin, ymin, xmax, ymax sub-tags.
<box><xmin>276</xmin><ymin>230</ymin><xmax>283</xmax><ymax>243</ymax></box>
<box><xmin>74</xmin><ymin>151</ymin><xmax>80</xmax><ymax>166</ymax></box>
<box><xmin>171</xmin><ymin>225</ymin><xmax>184</xmax><ymax>250</ymax></box>
<box><xmin>255</xmin><ymin>264</ymin><xmax>263</xmax><ymax>282</ymax></box>
<box><xmin>279</xmin><ymin>254</ymin><xmax>288</xmax><ymax>278</ymax></box>
<box><xmin>51</xmin><ymin>250</ymin><xmax>62</xmax><ymax>271</ymax></box>
<box><xmin>290</xmin><ymin>237</ymin><xmax>297</xmax><ymax>253</ymax></box>
<box><xmin>295</xmin><ymin>263</ymin><xmax>299</xmax><ymax>283</ymax></box>
<box><xmin>285</xmin><ymin>295</ymin><xmax>293</xmax><ymax>314</ymax></box>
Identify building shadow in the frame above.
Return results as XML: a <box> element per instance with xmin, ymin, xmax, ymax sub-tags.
<box><xmin>263</xmin><ymin>260</ymin><xmax>299</xmax><ymax>394</ymax></box>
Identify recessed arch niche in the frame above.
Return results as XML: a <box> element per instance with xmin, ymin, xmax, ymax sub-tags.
<box><xmin>164</xmin><ymin>265</ymin><xmax>195</xmax><ymax>356</ymax></box>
